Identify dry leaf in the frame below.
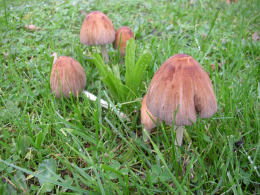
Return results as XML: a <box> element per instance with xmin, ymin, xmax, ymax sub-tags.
<box><xmin>24</xmin><ymin>24</ymin><xmax>41</xmax><ymax>31</ymax></box>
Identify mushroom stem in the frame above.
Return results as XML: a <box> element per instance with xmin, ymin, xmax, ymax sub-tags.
<box><xmin>83</xmin><ymin>90</ymin><xmax>129</xmax><ymax>120</ymax></box>
<box><xmin>174</xmin><ymin>126</ymin><xmax>192</xmax><ymax>146</ymax></box>
<box><xmin>101</xmin><ymin>45</ymin><xmax>109</xmax><ymax>63</ymax></box>
<box><xmin>83</xmin><ymin>90</ymin><xmax>108</xmax><ymax>108</ymax></box>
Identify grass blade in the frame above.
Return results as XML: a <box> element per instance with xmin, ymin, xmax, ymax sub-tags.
<box><xmin>125</xmin><ymin>38</ymin><xmax>136</xmax><ymax>88</ymax></box>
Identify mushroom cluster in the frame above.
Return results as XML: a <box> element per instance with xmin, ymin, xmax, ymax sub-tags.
<box><xmin>80</xmin><ymin>11</ymin><xmax>134</xmax><ymax>61</ymax></box>
<box><xmin>50</xmin><ymin>10</ymin><xmax>217</xmax><ymax>146</ymax></box>
<box><xmin>51</xmin><ymin>11</ymin><xmax>134</xmax><ymax>98</ymax></box>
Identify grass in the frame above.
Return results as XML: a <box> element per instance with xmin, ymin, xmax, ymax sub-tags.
<box><xmin>0</xmin><ymin>0</ymin><xmax>259</xmax><ymax>194</ymax></box>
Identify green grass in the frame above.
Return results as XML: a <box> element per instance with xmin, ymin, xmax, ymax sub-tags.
<box><xmin>0</xmin><ymin>0</ymin><xmax>259</xmax><ymax>194</ymax></box>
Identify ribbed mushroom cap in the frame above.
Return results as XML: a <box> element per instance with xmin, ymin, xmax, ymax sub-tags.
<box><xmin>146</xmin><ymin>54</ymin><xmax>217</xmax><ymax>126</ymax></box>
<box><xmin>80</xmin><ymin>11</ymin><xmax>115</xmax><ymax>46</ymax></box>
<box><xmin>113</xmin><ymin>26</ymin><xmax>134</xmax><ymax>56</ymax></box>
<box><xmin>50</xmin><ymin>56</ymin><xmax>86</xmax><ymax>98</ymax></box>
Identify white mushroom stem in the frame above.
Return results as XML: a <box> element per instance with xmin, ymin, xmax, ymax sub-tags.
<box><xmin>83</xmin><ymin>90</ymin><xmax>108</xmax><ymax>109</ymax></box>
<box><xmin>83</xmin><ymin>90</ymin><xmax>129</xmax><ymax>120</ymax></box>
<box><xmin>143</xmin><ymin>126</ymin><xmax>190</xmax><ymax>146</ymax></box>
<box><xmin>101</xmin><ymin>45</ymin><xmax>109</xmax><ymax>63</ymax></box>
<box><xmin>175</xmin><ymin>126</ymin><xmax>192</xmax><ymax>146</ymax></box>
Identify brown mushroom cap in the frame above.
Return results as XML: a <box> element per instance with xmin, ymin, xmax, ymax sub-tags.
<box><xmin>80</xmin><ymin>11</ymin><xmax>115</xmax><ymax>46</ymax></box>
<box><xmin>113</xmin><ymin>26</ymin><xmax>134</xmax><ymax>56</ymax></box>
<box><xmin>50</xmin><ymin>56</ymin><xmax>86</xmax><ymax>98</ymax></box>
<box><xmin>145</xmin><ymin>54</ymin><xmax>217</xmax><ymax>126</ymax></box>
<box><xmin>141</xmin><ymin>95</ymin><xmax>159</xmax><ymax>132</ymax></box>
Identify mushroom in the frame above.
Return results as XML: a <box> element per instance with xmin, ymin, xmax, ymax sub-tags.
<box><xmin>50</xmin><ymin>56</ymin><xmax>86</xmax><ymax>98</ymax></box>
<box><xmin>141</xmin><ymin>54</ymin><xmax>217</xmax><ymax>146</ymax></box>
<box><xmin>113</xmin><ymin>26</ymin><xmax>134</xmax><ymax>56</ymax></box>
<box><xmin>50</xmin><ymin>53</ymin><xmax>129</xmax><ymax>120</ymax></box>
<box><xmin>80</xmin><ymin>11</ymin><xmax>115</xmax><ymax>62</ymax></box>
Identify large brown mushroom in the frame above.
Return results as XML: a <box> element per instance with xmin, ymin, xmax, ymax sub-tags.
<box><xmin>80</xmin><ymin>11</ymin><xmax>115</xmax><ymax>62</ymax></box>
<box><xmin>141</xmin><ymin>54</ymin><xmax>217</xmax><ymax>145</ymax></box>
<box><xmin>113</xmin><ymin>26</ymin><xmax>134</xmax><ymax>56</ymax></box>
<box><xmin>50</xmin><ymin>56</ymin><xmax>86</xmax><ymax>98</ymax></box>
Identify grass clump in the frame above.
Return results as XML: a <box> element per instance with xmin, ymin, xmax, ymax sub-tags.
<box><xmin>92</xmin><ymin>39</ymin><xmax>152</xmax><ymax>103</ymax></box>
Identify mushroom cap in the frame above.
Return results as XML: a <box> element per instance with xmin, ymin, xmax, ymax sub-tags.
<box><xmin>146</xmin><ymin>54</ymin><xmax>217</xmax><ymax>126</ymax></box>
<box><xmin>141</xmin><ymin>95</ymin><xmax>159</xmax><ymax>131</ymax></box>
<box><xmin>113</xmin><ymin>26</ymin><xmax>134</xmax><ymax>56</ymax></box>
<box><xmin>50</xmin><ymin>56</ymin><xmax>86</xmax><ymax>98</ymax></box>
<box><xmin>80</xmin><ymin>11</ymin><xmax>115</xmax><ymax>46</ymax></box>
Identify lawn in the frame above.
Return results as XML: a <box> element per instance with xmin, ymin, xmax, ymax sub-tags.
<box><xmin>0</xmin><ymin>0</ymin><xmax>259</xmax><ymax>194</ymax></box>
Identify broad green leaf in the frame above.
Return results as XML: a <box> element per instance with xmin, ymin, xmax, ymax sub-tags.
<box><xmin>13</xmin><ymin>171</ymin><xmax>28</xmax><ymax>192</ymax></box>
<box><xmin>110</xmin><ymin>160</ymin><xmax>121</xmax><ymax>170</ymax></box>
<box><xmin>92</xmin><ymin>54</ymin><xmax>128</xmax><ymax>101</ymax></box>
<box><xmin>0</xmin><ymin>159</ymin><xmax>87</xmax><ymax>193</ymax></box>
<box><xmin>112</xmin><ymin>64</ymin><xmax>121</xmax><ymax>80</ymax></box>
<box><xmin>131</xmin><ymin>52</ymin><xmax>152</xmax><ymax>91</ymax></box>
<box><xmin>38</xmin><ymin>159</ymin><xmax>58</xmax><ymax>193</ymax></box>
<box><xmin>120</xmin><ymin>168</ymin><xmax>128</xmax><ymax>175</ymax></box>
<box><xmin>101</xmin><ymin>163</ymin><xmax>123</xmax><ymax>180</ymax></box>
<box><xmin>61</xmin><ymin>175</ymin><xmax>74</xmax><ymax>192</ymax></box>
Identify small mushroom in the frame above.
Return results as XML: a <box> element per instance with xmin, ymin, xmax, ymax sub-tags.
<box><xmin>50</xmin><ymin>53</ymin><xmax>129</xmax><ymax>120</ymax></box>
<box><xmin>113</xmin><ymin>26</ymin><xmax>134</xmax><ymax>56</ymax></box>
<box><xmin>80</xmin><ymin>11</ymin><xmax>115</xmax><ymax>62</ymax></box>
<box><xmin>50</xmin><ymin>56</ymin><xmax>86</xmax><ymax>98</ymax></box>
<box><xmin>141</xmin><ymin>54</ymin><xmax>217</xmax><ymax>146</ymax></box>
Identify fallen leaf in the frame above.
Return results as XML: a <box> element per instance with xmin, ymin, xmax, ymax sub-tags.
<box><xmin>24</xmin><ymin>24</ymin><xmax>41</xmax><ymax>31</ymax></box>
